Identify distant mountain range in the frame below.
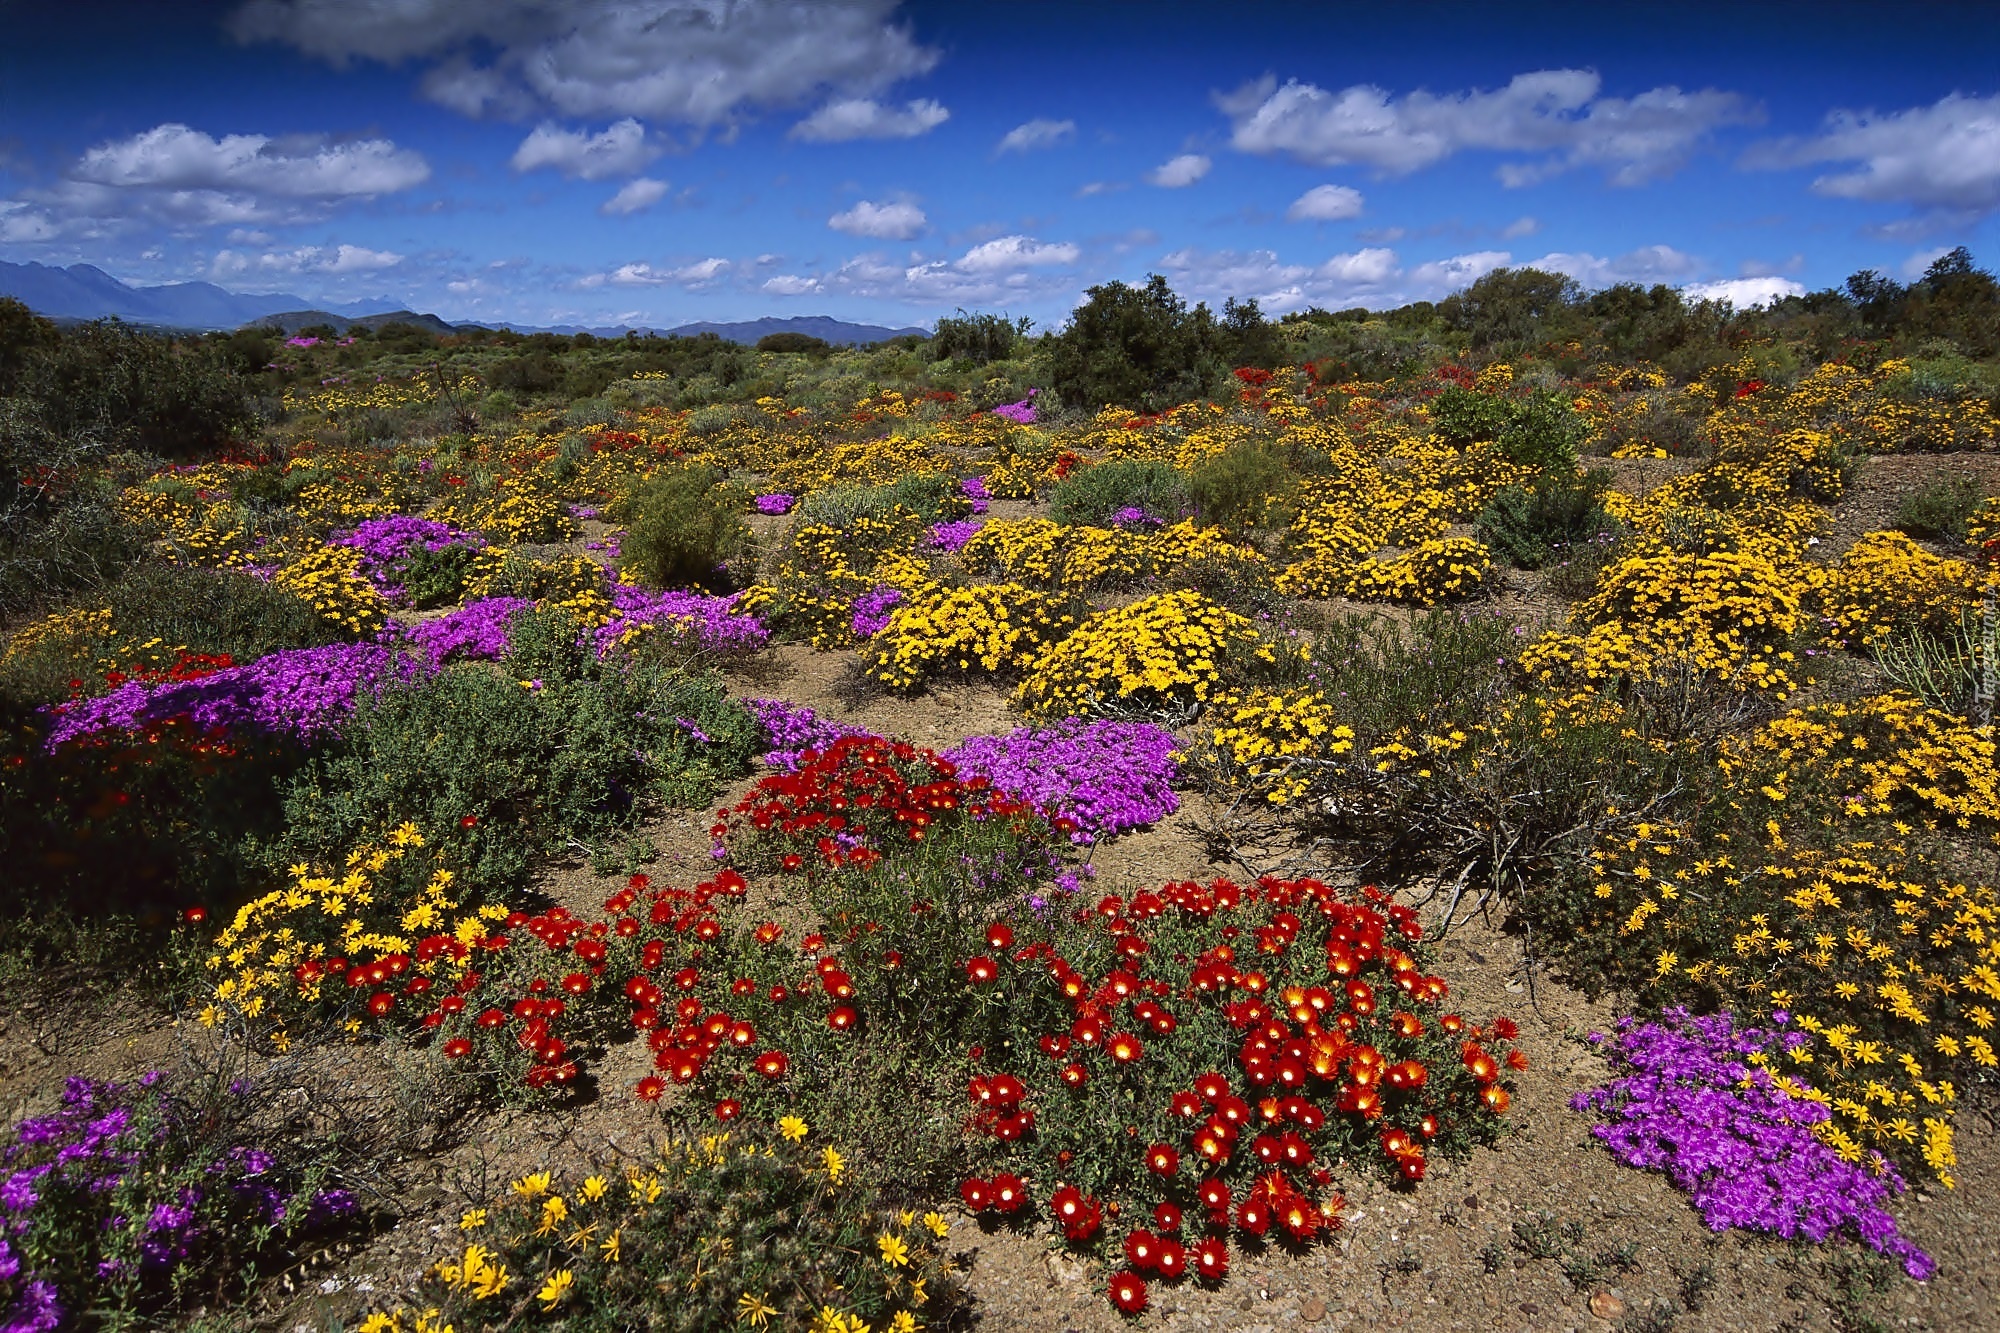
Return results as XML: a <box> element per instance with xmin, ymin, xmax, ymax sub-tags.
<box><xmin>0</xmin><ymin>261</ymin><xmax>930</xmax><ymax>345</ymax></box>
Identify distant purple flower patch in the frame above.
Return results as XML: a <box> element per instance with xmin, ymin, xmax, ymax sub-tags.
<box><xmin>1574</xmin><ymin>1008</ymin><xmax>1933</xmax><ymax>1280</ymax></box>
<box><xmin>930</xmin><ymin>519</ymin><xmax>984</xmax><ymax>552</ymax></box>
<box><xmin>960</xmin><ymin>475</ymin><xmax>991</xmax><ymax>515</ymax></box>
<box><xmin>593</xmin><ymin>583</ymin><xmax>769</xmax><ymax>656</ymax></box>
<box><xmin>944</xmin><ymin>718</ymin><xmax>1180</xmax><ymax>844</ymax></box>
<box><xmin>754</xmin><ymin>493</ymin><xmax>797</xmax><ymax>515</ymax></box>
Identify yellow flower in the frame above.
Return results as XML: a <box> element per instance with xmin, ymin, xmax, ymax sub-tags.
<box><xmin>821</xmin><ymin>1146</ymin><xmax>846</xmax><ymax>1184</ymax></box>
<box><xmin>358</xmin><ymin>1314</ymin><xmax>400</xmax><ymax>1333</ymax></box>
<box><xmin>600</xmin><ymin>1229</ymin><xmax>622</xmax><ymax>1263</ymax></box>
<box><xmin>921</xmin><ymin>1212</ymin><xmax>948</xmax><ymax>1239</ymax></box>
<box><xmin>535</xmin><ymin>1195</ymin><xmax>569</xmax><ymax>1236</ymax></box>
<box><xmin>878</xmin><ymin>1232</ymin><xmax>910</xmax><ymax>1267</ymax></box>
<box><xmin>512</xmin><ymin>1171</ymin><xmax>552</xmax><ymax>1199</ymax></box>
<box><xmin>581</xmin><ymin>1174</ymin><xmax>609</xmax><ymax>1201</ymax></box>
<box><xmin>737</xmin><ymin>1291</ymin><xmax>779</xmax><ymax>1328</ymax></box>
<box><xmin>779</xmin><ymin>1115</ymin><xmax>809</xmax><ymax>1142</ymax></box>
<box><xmin>458</xmin><ymin>1208</ymin><xmax>486</xmax><ymax>1231</ymax></box>
<box><xmin>536</xmin><ymin>1269</ymin><xmax>574</xmax><ymax>1308</ymax></box>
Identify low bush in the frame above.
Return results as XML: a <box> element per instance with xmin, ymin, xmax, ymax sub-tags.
<box><xmin>1188</xmin><ymin>444</ymin><xmax>1292</xmax><ymax>533</ymax></box>
<box><xmin>614</xmin><ymin>465</ymin><xmax>753</xmax><ymax>591</ymax></box>
<box><xmin>1475</xmin><ymin>469</ymin><xmax>1618</xmax><ymax>570</ymax></box>
<box><xmin>1893</xmin><ymin>475</ymin><xmax>1986</xmax><ymax>542</ymax></box>
<box><xmin>1049</xmin><ymin>458</ymin><xmax>1190</xmax><ymax>526</ymax></box>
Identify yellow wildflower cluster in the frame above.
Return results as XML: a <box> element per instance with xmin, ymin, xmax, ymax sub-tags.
<box><xmin>281</xmin><ymin>372</ymin><xmax>473</xmax><ymax>422</ymax></box>
<box><xmin>1815</xmin><ymin>530</ymin><xmax>1989</xmax><ymax>647</ymax></box>
<box><xmin>274</xmin><ymin>544</ymin><xmax>388</xmax><ymax>634</ymax></box>
<box><xmin>484</xmin><ymin>554</ymin><xmax>615</xmax><ymax>627</ymax></box>
<box><xmin>959</xmin><ymin>517</ymin><xmax>1266</xmax><ymax>592</ymax></box>
<box><xmin>1018</xmin><ymin>590</ymin><xmax>1275</xmax><ymax>717</ymax></box>
<box><xmin>3</xmin><ymin>606</ymin><xmax>114</xmax><ymax>665</ymax></box>
<box><xmin>1205</xmin><ymin>687</ymin><xmax>1355</xmax><ymax>804</ymax></box>
<box><xmin>117</xmin><ymin>482</ymin><xmax>257</xmax><ymax>569</ymax></box>
<box><xmin>864</xmin><ymin>582</ymin><xmax>1072</xmax><ymax>690</ymax></box>
<box><xmin>429</xmin><ymin>476</ymin><xmax>577</xmax><ymax>544</ymax></box>
<box><xmin>751</xmin><ymin>513</ymin><xmax>939</xmax><ymax>648</ymax></box>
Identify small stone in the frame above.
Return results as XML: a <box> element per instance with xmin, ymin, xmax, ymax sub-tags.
<box><xmin>1589</xmin><ymin>1290</ymin><xmax>1626</xmax><ymax>1321</ymax></box>
<box><xmin>1519</xmin><ymin>1303</ymin><xmax>1540</xmax><ymax>1317</ymax></box>
<box><xmin>1301</xmin><ymin>1296</ymin><xmax>1327</xmax><ymax>1321</ymax></box>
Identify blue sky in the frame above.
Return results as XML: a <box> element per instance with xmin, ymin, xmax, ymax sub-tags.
<box><xmin>2</xmin><ymin>0</ymin><xmax>1997</xmax><ymax>329</ymax></box>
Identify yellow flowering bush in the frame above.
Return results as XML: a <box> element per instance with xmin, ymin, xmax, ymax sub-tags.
<box><xmin>1018</xmin><ymin>590</ymin><xmax>1275</xmax><ymax>717</ymax></box>
<box><xmin>1204</xmin><ymin>687</ymin><xmax>1354</xmax><ymax>804</ymax></box>
<box><xmin>1816</xmin><ymin>530</ymin><xmax>1988</xmax><ymax>647</ymax></box>
<box><xmin>358</xmin><ymin>1125</ymin><xmax>957</xmax><ymax>1332</ymax></box>
<box><xmin>864</xmin><ymin>582</ymin><xmax>1072</xmax><ymax>689</ymax></box>
<box><xmin>275</xmin><ymin>544</ymin><xmax>388</xmax><ymax>634</ymax></box>
<box><xmin>117</xmin><ymin>483</ymin><xmax>258</xmax><ymax>568</ymax></box>
<box><xmin>431</xmin><ymin>477</ymin><xmax>577</xmax><ymax>544</ymax></box>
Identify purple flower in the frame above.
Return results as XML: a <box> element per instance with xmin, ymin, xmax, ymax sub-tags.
<box><xmin>849</xmin><ymin>586</ymin><xmax>903</xmax><ymax>638</ymax></box>
<box><xmin>1574</xmin><ymin>1008</ymin><xmax>1933</xmax><ymax>1280</ymax></box>
<box><xmin>1110</xmin><ymin>506</ymin><xmax>1163</xmax><ymax>529</ymax></box>
<box><xmin>404</xmin><ymin>598</ymin><xmax>536</xmax><ymax>666</ymax></box>
<box><xmin>754</xmin><ymin>493</ymin><xmax>797</xmax><ymax>515</ymax></box>
<box><xmin>992</xmin><ymin>398</ymin><xmax>1037</xmax><ymax>425</ymax></box>
<box><xmin>930</xmin><ymin>519</ymin><xmax>984</xmax><ymax>552</ymax></box>
<box><xmin>333</xmin><ymin>515</ymin><xmax>485</xmax><ymax>599</ymax></box>
<box><xmin>593</xmin><ymin>584</ymin><xmax>768</xmax><ymax>657</ymax></box>
<box><xmin>959</xmin><ymin>476</ymin><xmax>991</xmax><ymax>515</ymax></box>
<box><xmin>943</xmin><ymin>718</ymin><xmax>1180</xmax><ymax>845</ymax></box>
<box><xmin>744</xmin><ymin>699</ymin><xmax>870</xmax><ymax>771</ymax></box>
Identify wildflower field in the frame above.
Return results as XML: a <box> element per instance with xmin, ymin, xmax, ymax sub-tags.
<box><xmin>2</xmin><ymin>270</ymin><xmax>1999</xmax><ymax>1332</ymax></box>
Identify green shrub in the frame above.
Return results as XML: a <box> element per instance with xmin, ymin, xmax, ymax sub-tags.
<box><xmin>795</xmin><ymin>472</ymin><xmax>970</xmax><ymax>528</ymax></box>
<box><xmin>269</xmin><ymin>629</ymin><xmax>757</xmax><ymax>895</ymax></box>
<box><xmin>932</xmin><ymin>309</ymin><xmax>1030</xmax><ymax>365</ymax></box>
<box><xmin>397</xmin><ymin>540</ymin><xmax>480</xmax><ymax>608</ymax></box>
<box><xmin>1475</xmin><ymin>470</ymin><xmax>1619</xmax><ymax>570</ymax></box>
<box><xmin>756</xmin><ymin>331</ymin><xmax>831</xmax><ymax>355</ymax></box>
<box><xmin>1894</xmin><ymin>475</ymin><xmax>1985</xmax><ymax>542</ymax></box>
<box><xmin>1187</xmin><ymin>444</ymin><xmax>1292</xmax><ymax>532</ymax></box>
<box><xmin>1048</xmin><ymin>458</ymin><xmax>1190</xmax><ymax>525</ymax></box>
<box><xmin>1498</xmin><ymin>389</ymin><xmax>1589</xmax><ymax>473</ymax></box>
<box><xmin>615</xmin><ymin>465</ymin><xmax>753</xmax><ymax>591</ymax></box>
<box><xmin>1047</xmin><ymin>274</ymin><xmax>1226</xmax><ymax>412</ymax></box>
<box><xmin>1429</xmin><ymin>384</ymin><xmax>1514</xmax><ymax>445</ymax></box>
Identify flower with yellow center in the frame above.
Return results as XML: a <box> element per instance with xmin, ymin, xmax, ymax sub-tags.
<box><xmin>512</xmin><ymin>1171</ymin><xmax>552</xmax><ymax>1199</ymax></box>
<box><xmin>536</xmin><ymin>1269</ymin><xmax>574</xmax><ymax>1309</ymax></box>
<box><xmin>737</xmin><ymin>1291</ymin><xmax>778</xmax><ymax>1328</ymax></box>
<box><xmin>821</xmin><ymin>1146</ymin><xmax>846</xmax><ymax>1184</ymax></box>
<box><xmin>921</xmin><ymin>1212</ymin><xmax>948</xmax><ymax>1239</ymax></box>
<box><xmin>581</xmin><ymin>1175</ymin><xmax>609</xmax><ymax>1201</ymax></box>
<box><xmin>779</xmin><ymin>1115</ymin><xmax>809</xmax><ymax>1142</ymax></box>
<box><xmin>458</xmin><ymin>1208</ymin><xmax>486</xmax><ymax>1231</ymax></box>
<box><xmin>877</xmin><ymin>1232</ymin><xmax>910</xmax><ymax>1267</ymax></box>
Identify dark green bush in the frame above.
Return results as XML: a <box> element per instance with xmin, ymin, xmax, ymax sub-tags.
<box><xmin>13</xmin><ymin>319</ymin><xmax>254</xmax><ymax>457</ymax></box>
<box><xmin>1187</xmin><ymin>443</ymin><xmax>1292</xmax><ymax>532</ymax></box>
<box><xmin>794</xmin><ymin>473</ymin><xmax>970</xmax><ymax>528</ymax></box>
<box><xmin>1048</xmin><ymin>458</ymin><xmax>1190</xmax><ymax>525</ymax></box>
<box><xmin>1429</xmin><ymin>384</ymin><xmax>1514</xmax><ymax>445</ymax></box>
<box><xmin>615</xmin><ymin>464</ymin><xmax>753</xmax><ymax>591</ymax></box>
<box><xmin>932</xmin><ymin>310</ymin><xmax>1030</xmax><ymax>365</ymax></box>
<box><xmin>1475</xmin><ymin>469</ymin><xmax>1619</xmax><ymax>570</ymax></box>
<box><xmin>1894</xmin><ymin>475</ymin><xmax>1985</xmax><ymax>542</ymax></box>
<box><xmin>269</xmin><ymin>628</ymin><xmax>757</xmax><ymax>895</ymax></box>
<box><xmin>396</xmin><ymin>541</ymin><xmax>479</xmax><ymax>609</ymax></box>
<box><xmin>1499</xmin><ymin>389</ymin><xmax>1589</xmax><ymax>473</ymax></box>
<box><xmin>1047</xmin><ymin>274</ymin><xmax>1226</xmax><ymax>412</ymax></box>
<box><xmin>756</xmin><ymin>331</ymin><xmax>832</xmax><ymax>355</ymax></box>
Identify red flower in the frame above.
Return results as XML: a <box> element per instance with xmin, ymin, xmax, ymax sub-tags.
<box><xmin>1144</xmin><ymin>1143</ymin><xmax>1179</xmax><ymax>1177</ymax></box>
<box><xmin>990</xmin><ymin>1173</ymin><xmax>1027</xmax><ymax>1213</ymax></box>
<box><xmin>1051</xmin><ymin>1185</ymin><xmax>1102</xmax><ymax>1241</ymax></box>
<box><xmin>1236</xmin><ymin>1198</ymin><xmax>1270</xmax><ymax>1236</ymax></box>
<box><xmin>1277</xmin><ymin>1194</ymin><xmax>1321</xmax><ymax>1240</ymax></box>
<box><xmin>1107</xmin><ymin>1032</ymin><xmax>1144</xmax><ymax>1064</ymax></box>
<box><xmin>1059</xmin><ymin>1062</ymin><xmax>1089</xmax><ymax>1089</ymax></box>
<box><xmin>367</xmin><ymin>992</ymin><xmax>396</xmax><ymax>1016</ymax></box>
<box><xmin>827</xmin><ymin>1006</ymin><xmax>857</xmax><ymax>1032</ymax></box>
<box><xmin>1154</xmin><ymin>1239</ymin><xmax>1187</xmax><ymax>1280</ymax></box>
<box><xmin>1195</xmin><ymin>1236</ymin><xmax>1229</xmax><ymax>1281</ymax></box>
<box><xmin>987</xmin><ymin>922</ymin><xmax>1014</xmax><ymax>950</ymax></box>
<box><xmin>441</xmin><ymin>1037</ymin><xmax>472</xmax><ymax>1059</ymax></box>
<box><xmin>1123</xmin><ymin>1229</ymin><xmax>1160</xmax><ymax>1270</ymax></box>
<box><xmin>1109</xmin><ymin>1270</ymin><xmax>1148</xmax><ymax>1315</ymax></box>
<box><xmin>1152</xmin><ymin>1202</ymin><xmax>1183</xmax><ymax>1233</ymax></box>
<box><xmin>960</xmin><ymin>1177</ymin><xmax>990</xmax><ymax>1210</ymax></box>
<box><xmin>1481</xmin><ymin>1085</ymin><xmax>1511</xmax><ymax>1114</ymax></box>
<box><xmin>755</xmin><ymin>1050</ymin><xmax>790</xmax><ymax>1079</ymax></box>
<box><xmin>634</xmin><ymin>1075</ymin><xmax>666</xmax><ymax>1100</ymax></box>
<box><xmin>966</xmin><ymin>957</ymin><xmax>999</xmax><ymax>984</ymax></box>
<box><xmin>459</xmin><ymin>815</ymin><xmax>478</xmax><ymax>828</ymax></box>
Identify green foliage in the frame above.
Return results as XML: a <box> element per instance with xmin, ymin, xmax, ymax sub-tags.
<box><xmin>1429</xmin><ymin>384</ymin><xmax>1515</xmax><ymax>445</ymax></box>
<box><xmin>1047</xmin><ymin>274</ymin><xmax>1226</xmax><ymax>412</ymax></box>
<box><xmin>755</xmin><ymin>331</ymin><xmax>831</xmax><ymax>354</ymax></box>
<box><xmin>1893</xmin><ymin>474</ymin><xmax>1985</xmax><ymax>542</ymax></box>
<box><xmin>1499</xmin><ymin>389</ymin><xmax>1589</xmax><ymax>472</ymax></box>
<box><xmin>615</xmin><ymin>465</ymin><xmax>753</xmax><ymax>591</ymax></box>
<box><xmin>794</xmin><ymin>472</ymin><xmax>971</xmax><ymax>528</ymax></box>
<box><xmin>1187</xmin><ymin>443</ymin><xmax>1291</xmax><ymax>532</ymax></box>
<box><xmin>1475</xmin><ymin>469</ymin><xmax>1618</xmax><ymax>570</ymax></box>
<box><xmin>12</xmin><ymin>319</ymin><xmax>255</xmax><ymax>457</ymax></box>
<box><xmin>1048</xmin><ymin>458</ymin><xmax>1190</xmax><ymax>525</ymax></box>
<box><xmin>1437</xmin><ymin>268</ymin><xmax>1585</xmax><ymax>350</ymax></box>
<box><xmin>269</xmin><ymin>631</ymin><xmax>757</xmax><ymax>896</ymax></box>
<box><xmin>484</xmin><ymin>351</ymin><xmax>563</xmax><ymax>395</ymax></box>
<box><xmin>932</xmin><ymin>309</ymin><xmax>1031</xmax><ymax>365</ymax></box>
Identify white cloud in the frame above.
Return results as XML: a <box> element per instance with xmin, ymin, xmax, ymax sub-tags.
<box><xmin>210</xmin><ymin>242</ymin><xmax>405</xmax><ymax>278</ymax></box>
<box><xmin>954</xmin><ymin>235</ymin><xmax>1080</xmax><ymax>272</ymax></box>
<box><xmin>601</xmin><ymin>176</ymin><xmax>669</xmax><ymax>215</ymax></box>
<box><xmin>231</xmin><ymin>0</ymin><xmax>941</xmax><ymax>128</ymax></box>
<box><xmin>1147</xmin><ymin>153</ymin><xmax>1211</xmax><ymax>188</ymax></box>
<box><xmin>592</xmin><ymin>257</ymin><xmax>731</xmax><ymax>287</ymax></box>
<box><xmin>997</xmin><ymin>118</ymin><xmax>1075</xmax><ymax>153</ymax></box>
<box><xmin>789</xmin><ymin>97</ymin><xmax>949</xmax><ymax>142</ymax></box>
<box><xmin>1076</xmin><ymin>180</ymin><xmax>1124</xmax><ymax>197</ymax></box>
<box><xmin>828</xmin><ymin>198</ymin><xmax>927</xmax><ymax>239</ymax></box>
<box><xmin>0</xmin><ymin>203</ymin><xmax>60</xmax><ymax>244</ymax></box>
<box><xmin>73</xmin><ymin>123</ymin><xmax>429</xmax><ymax>197</ymax></box>
<box><xmin>762</xmin><ymin>273</ymin><xmax>822</xmax><ymax>295</ymax></box>
<box><xmin>1286</xmin><ymin>183</ymin><xmax>1363</xmax><ymax>221</ymax></box>
<box><xmin>510</xmin><ymin>118</ymin><xmax>659</xmax><ymax>180</ymax></box>
<box><xmin>1743</xmin><ymin>93</ymin><xmax>2000</xmax><ymax>215</ymax></box>
<box><xmin>1408</xmin><ymin>250</ymin><xmax>1511</xmax><ymax>292</ymax></box>
<box><xmin>1525</xmin><ymin>244</ymin><xmax>1699</xmax><ymax>287</ymax></box>
<box><xmin>1900</xmin><ymin>245</ymin><xmax>1956</xmax><ymax>279</ymax></box>
<box><xmin>1158</xmin><ymin>245</ymin><xmax>1403</xmax><ymax>312</ymax></box>
<box><xmin>1220</xmin><ymin>71</ymin><xmax>1757</xmax><ymax>184</ymax></box>
<box><xmin>1681</xmin><ymin>275</ymin><xmax>1805</xmax><ymax>307</ymax></box>
<box><xmin>1500</xmin><ymin>216</ymin><xmax>1540</xmax><ymax>239</ymax></box>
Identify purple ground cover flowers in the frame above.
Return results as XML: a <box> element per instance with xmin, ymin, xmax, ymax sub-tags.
<box><xmin>943</xmin><ymin>718</ymin><xmax>1180</xmax><ymax>844</ymax></box>
<box><xmin>404</xmin><ymin>597</ymin><xmax>537</xmax><ymax>666</ymax></box>
<box><xmin>0</xmin><ymin>1074</ymin><xmax>353</xmax><ymax>1330</ymax></box>
<box><xmin>593</xmin><ymin>583</ymin><xmax>770</xmax><ymax>657</ymax></box>
<box><xmin>333</xmin><ymin>516</ymin><xmax>483</xmax><ymax>598</ymax></box>
<box><xmin>744</xmin><ymin>698</ymin><xmax>868</xmax><ymax>771</ymax></box>
<box><xmin>1573</xmin><ymin>1008</ymin><xmax>1934</xmax><ymax>1279</ymax></box>
<box><xmin>754</xmin><ymin>493</ymin><xmax>797</xmax><ymax>515</ymax></box>
<box><xmin>930</xmin><ymin>519</ymin><xmax>984</xmax><ymax>552</ymax></box>
<box><xmin>849</xmin><ymin>586</ymin><xmax>903</xmax><ymax>638</ymax></box>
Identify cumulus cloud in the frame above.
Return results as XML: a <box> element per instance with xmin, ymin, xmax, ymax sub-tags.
<box><xmin>1158</xmin><ymin>245</ymin><xmax>1402</xmax><ymax>312</ymax></box>
<box><xmin>789</xmin><ymin>97</ymin><xmax>949</xmax><ymax>141</ymax></box>
<box><xmin>1220</xmin><ymin>70</ymin><xmax>1757</xmax><ymax>185</ymax></box>
<box><xmin>1524</xmin><ymin>244</ymin><xmax>1700</xmax><ymax>287</ymax></box>
<box><xmin>1742</xmin><ymin>93</ymin><xmax>2000</xmax><ymax>215</ymax></box>
<box><xmin>1408</xmin><ymin>250</ymin><xmax>1511</xmax><ymax>291</ymax></box>
<box><xmin>0</xmin><ymin>122</ymin><xmax>431</xmax><ymax>240</ymax></box>
<box><xmin>828</xmin><ymin>198</ymin><xmax>927</xmax><ymax>239</ymax></box>
<box><xmin>510</xmin><ymin>118</ymin><xmax>659</xmax><ymax>179</ymax></box>
<box><xmin>73</xmin><ymin>123</ymin><xmax>429</xmax><ymax>197</ymax></box>
<box><xmin>601</xmin><ymin>176</ymin><xmax>670</xmax><ymax>215</ymax></box>
<box><xmin>1147</xmin><ymin>153</ymin><xmax>1211</xmax><ymax>188</ymax></box>
<box><xmin>211</xmin><ymin>242</ymin><xmax>405</xmax><ymax>278</ymax></box>
<box><xmin>1286</xmin><ymin>183</ymin><xmax>1364</xmax><ymax>221</ymax></box>
<box><xmin>762</xmin><ymin>273</ymin><xmax>822</xmax><ymax>295</ymax></box>
<box><xmin>1681</xmin><ymin>275</ymin><xmax>1806</xmax><ymax>307</ymax></box>
<box><xmin>954</xmin><ymin>235</ymin><xmax>1081</xmax><ymax>271</ymax></box>
<box><xmin>997</xmin><ymin>118</ymin><xmax>1075</xmax><ymax>153</ymax></box>
<box><xmin>771</xmin><ymin>232</ymin><xmax>1084</xmax><ymax>306</ymax></box>
<box><xmin>230</xmin><ymin>0</ymin><xmax>942</xmax><ymax>128</ymax></box>
<box><xmin>586</xmin><ymin>257</ymin><xmax>731</xmax><ymax>287</ymax></box>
